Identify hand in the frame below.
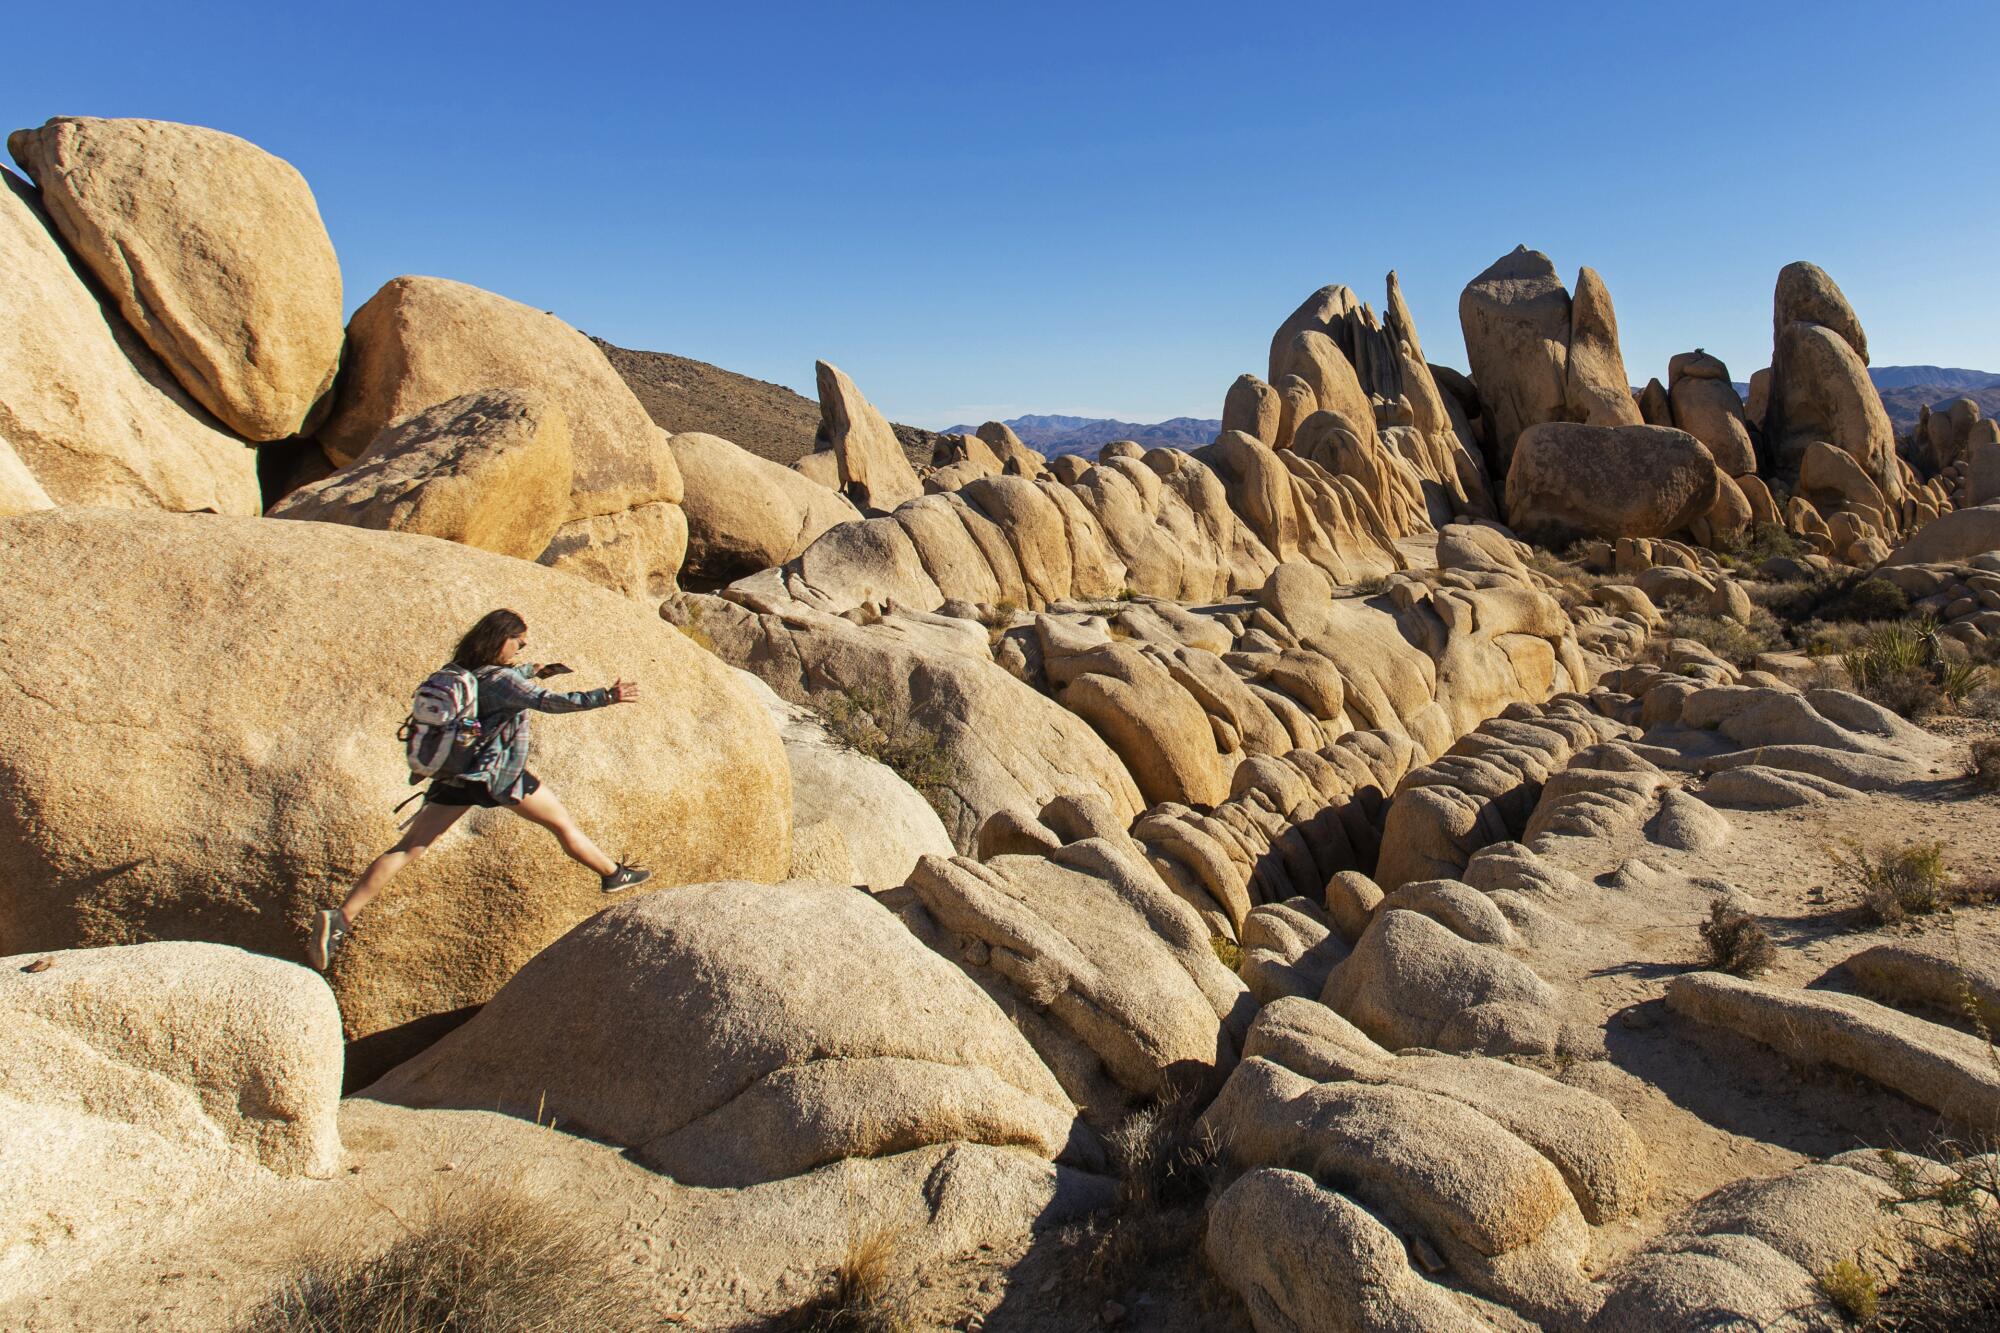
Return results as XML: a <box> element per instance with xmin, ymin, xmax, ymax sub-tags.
<box><xmin>610</xmin><ymin>678</ymin><xmax>640</xmax><ymax>703</ymax></box>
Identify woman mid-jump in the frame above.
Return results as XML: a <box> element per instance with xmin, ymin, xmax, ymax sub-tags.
<box><xmin>310</xmin><ymin>608</ymin><xmax>652</xmax><ymax>971</ymax></box>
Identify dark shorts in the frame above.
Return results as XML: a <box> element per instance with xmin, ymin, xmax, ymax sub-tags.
<box><xmin>425</xmin><ymin>770</ymin><xmax>540</xmax><ymax>808</ymax></box>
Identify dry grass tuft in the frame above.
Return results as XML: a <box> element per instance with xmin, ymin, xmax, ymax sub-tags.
<box><xmin>1053</xmin><ymin>1092</ymin><xmax>1226</xmax><ymax>1306</ymax></box>
<box><xmin>786</xmin><ymin>1227</ymin><xmax>914</xmax><ymax>1333</ymax></box>
<box><xmin>237</xmin><ymin>1180</ymin><xmax>652</xmax><ymax>1333</ymax></box>
<box><xmin>1972</xmin><ymin>739</ymin><xmax>2000</xmax><ymax>792</ymax></box>
<box><xmin>1699</xmin><ymin>901</ymin><xmax>1776</xmax><ymax>976</ymax></box>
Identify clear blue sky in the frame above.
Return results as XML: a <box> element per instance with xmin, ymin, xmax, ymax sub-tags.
<box><xmin>7</xmin><ymin>1</ymin><xmax>1996</xmax><ymax>428</ymax></box>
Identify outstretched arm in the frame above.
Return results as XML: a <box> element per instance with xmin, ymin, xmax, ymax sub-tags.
<box><xmin>485</xmin><ymin>667</ymin><xmax>612</xmax><ymax>714</ymax></box>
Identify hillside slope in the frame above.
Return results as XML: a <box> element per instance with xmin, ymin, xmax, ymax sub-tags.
<box><xmin>594</xmin><ymin>339</ymin><xmax>934</xmax><ymax>469</ymax></box>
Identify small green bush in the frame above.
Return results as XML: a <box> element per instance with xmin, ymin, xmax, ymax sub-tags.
<box><xmin>1834</xmin><ymin>840</ymin><xmax>1949</xmax><ymax>925</ymax></box>
<box><xmin>1209</xmin><ymin>933</ymin><xmax>1243</xmax><ymax>971</ymax></box>
<box><xmin>818</xmin><ymin>689</ymin><xmax>960</xmax><ymax>820</ymax></box>
<box><xmin>1714</xmin><ymin>521</ymin><xmax>1806</xmax><ymax>569</ymax></box>
<box><xmin>1833</xmin><ymin>577</ymin><xmax>1911</xmax><ymax>623</ymax></box>
<box><xmin>1699</xmin><ymin>901</ymin><xmax>1775</xmax><ymax>976</ymax></box>
<box><xmin>1659</xmin><ymin>604</ymin><xmax>1786</xmax><ymax>668</ymax></box>
<box><xmin>1817</xmin><ymin>1257</ymin><xmax>1878</xmax><ymax>1321</ymax></box>
<box><xmin>1843</xmin><ymin>620</ymin><xmax>1946</xmax><ymax>718</ymax></box>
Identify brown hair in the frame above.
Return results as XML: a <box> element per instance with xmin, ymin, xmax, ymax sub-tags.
<box><xmin>452</xmin><ymin>609</ymin><xmax>527</xmax><ymax>671</ymax></box>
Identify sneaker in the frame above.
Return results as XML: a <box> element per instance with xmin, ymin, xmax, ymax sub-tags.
<box><xmin>309</xmin><ymin>909</ymin><xmax>350</xmax><ymax>972</ymax></box>
<box><xmin>601</xmin><ymin>863</ymin><xmax>652</xmax><ymax>894</ymax></box>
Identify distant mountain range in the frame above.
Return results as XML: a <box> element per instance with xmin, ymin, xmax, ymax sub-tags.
<box><xmin>597</xmin><ymin>337</ymin><xmax>1997</xmax><ymax>468</ymax></box>
<box><xmin>1868</xmin><ymin>366</ymin><xmax>2000</xmax><ymax>392</ymax></box>
<box><xmin>943</xmin><ymin>413</ymin><xmax>1222</xmax><ymax>456</ymax></box>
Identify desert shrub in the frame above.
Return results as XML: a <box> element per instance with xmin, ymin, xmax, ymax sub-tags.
<box><xmin>1939</xmin><ymin>660</ymin><xmax>1992</xmax><ymax>709</ymax></box>
<box><xmin>238</xmin><ymin>1182</ymin><xmax>652</xmax><ymax>1333</ymax></box>
<box><xmin>1209</xmin><ymin>933</ymin><xmax>1243</xmax><ymax>971</ymax></box>
<box><xmin>1971</xmin><ymin>739</ymin><xmax>2000</xmax><ymax>791</ymax></box>
<box><xmin>817</xmin><ymin>688</ymin><xmax>960</xmax><ymax>819</ymax></box>
<box><xmin>1055</xmin><ymin>1091</ymin><xmax>1222</xmax><ymax>1301</ymax></box>
<box><xmin>1832</xmin><ymin>577</ymin><xmax>1911</xmax><ymax>623</ymax></box>
<box><xmin>1843</xmin><ymin>620</ymin><xmax>1946</xmax><ymax>719</ymax></box>
<box><xmin>1834</xmin><ymin>840</ymin><xmax>1949</xmax><ymax>925</ymax></box>
<box><xmin>1870</xmin><ymin>1146</ymin><xmax>2000</xmax><ymax>1330</ymax></box>
<box><xmin>1713</xmin><ymin>521</ymin><xmax>1806</xmax><ymax>569</ymax></box>
<box><xmin>1818</xmin><ymin>1257</ymin><xmax>1879</xmax><ymax>1321</ymax></box>
<box><xmin>1659</xmin><ymin>603</ymin><xmax>1786</xmax><ymax>668</ymax></box>
<box><xmin>787</xmin><ymin>1227</ymin><xmax>914</xmax><ymax>1333</ymax></box>
<box><xmin>1698</xmin><ymin>901</ymin><xmax>1776</xmax><ymax>976</ymax></box>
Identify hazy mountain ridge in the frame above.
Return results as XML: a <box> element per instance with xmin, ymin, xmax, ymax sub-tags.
<box><xmin>943</xmin><ymin>413</ymin><xmax>1222</xmax><ymax>456</ymax></box>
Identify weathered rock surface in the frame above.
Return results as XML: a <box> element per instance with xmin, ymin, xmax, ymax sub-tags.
<box><xmin>670</xmin><ymin>429</ymin><xmax>860</xmax><ymax>583</ymax></box>
<box><xmin>0</xmin><ymin>169</ymin><xmax>258</xmax><ymax>515</ymax></box>
<box><xmin>732</xmin><ymin>670</ymin><xmax>954</xmax><ymax>890</ymax></box>
<box><xmin>1563</xmin><ymin>267</ymin><xmax>1643</xmax><ymax>427</ymax></box>
<box><xmin>1669</xmin><ymin>353</ymin><xmax>1757</xmax><ymax>477</ymax></box>
<box><xmin>0</xmin><ymin>509</ymin><xmax>790</xmax><ymax>1076</ymax></box>
<box><xmin>1666</xmin><ymin>972</ymin><xmax>2000</xmax><ymax>1128</ymax></box>
<box><xmin>1206</xmin><ymin>1166</ymin><xmax>1497</xmax><ymax>1332</ymax></box>
<box><xmin>1459</xmin><ymin>246</ymin><xmax>1571</xmax><ymax>471</ymax></box>
<box><xmin>899</xmin><ymin>840</ymin><xmax>1253</xmax><ymax>1123</ymax></box>
<box><xmin>0</xmin><ymin>941</ymin><xmax>342</xmax><ymax>1294</ymax></box>
<box><xmin>268</xmin><ymin>389</ymin><xmax>573</xmax><ymax>558</ymax></box>
<box><xmin>0</xmin><ymin>432</ymin><xmax>54</xmax><ymax>516</ymax></box>
<box><xmin>1883</xmin><ymin>503</ymin><xmax>2000</xmax><ymax>566</ymax></box>
<box><xmin>9</xmin><ymin>117</ymin><xmax>343</xmax><ymax>441</ymax></box>
<box><xmin>1322</xmin><ymin>909</ymin><xmax>1559</xmax><ymax>1055</ymax></box>
<box><xmin>1505</xmin><ymin>422</ymin><xmax>1721</xmax><ymax>539</ymax></box>
<box><xmin>688</xmin><ymin>591</ymin><xmax>1142</xmax><ymax>850</ymax></box>
<box><xmin>799</xmin><ymin>361</ymin><xmax>924</xmax><ymax>511</ymax></box>
<box><xmin>369</xmin><ymin>883</ymin><xmax>1081</xmax><ymax>1186</ymax></box>
<box><xmin>317</xmin><ymin>276</ymin><xmax>684</xmax><ymax>585</ymax></box>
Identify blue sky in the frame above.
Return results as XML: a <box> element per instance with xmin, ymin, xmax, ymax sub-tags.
<box><xmin>7</xmin><ymin>1</ymin><xmax>1996</xmax><ymax>427</ymax></box>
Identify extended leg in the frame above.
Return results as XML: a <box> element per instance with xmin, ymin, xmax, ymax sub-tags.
<box><xmin>508</xmin><ymin>785</ymin><xmax>618</xmax><ymax>877</ymax></box>
<box><xmin>339</xmin><ymin>800</ymin><xmax>470</xmax><ymax>924</ymax></box>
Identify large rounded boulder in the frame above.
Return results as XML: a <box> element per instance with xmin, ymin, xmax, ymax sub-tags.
<box><xmin>1504</xmin><ymin>422</ymin><xmax>1721</xmax><ymax>539</ymax></box>
<box><xmin>9</xmin><ymin>117</ymin><xmax>345</xmax><ymax>442</ymax></box>
<box><xmin>0</xmin><ymin>509</ymin><xmax>791</xmax><ymax>1076</ymax></box>
<box><xmin>0</xmin><ymin>169</ymin><xmax>258</xmax><ymax>515</ymax></box>
<box><xmin>367</xmin><ymin>882</ymin><xmax>1083</xmax><ymax>1187</ymax></box>
<box><xmin>669</xmin><ymin>429</ymin><xmax>859</xmax><ymax>583</ymax></box>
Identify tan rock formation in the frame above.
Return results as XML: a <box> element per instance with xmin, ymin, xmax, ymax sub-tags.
<box><xmin>1458</xmin><ymin>246</ymin><xmax>1572</xmax><ymax>471</ymax></box>
<box><xmin>9</xmin><ymin>117</ymin><xmax>343</xmax><ymax>441</ymax></box>
<box><xmin>801</xmin><ymin>361</ymin><xmax>924</xmax><ymax>510</ymax></box>
<box><xmin>0</xmin><ymin>432</ymin><xmax>53</xmax><ymax>516</ymax></box>
<box><xmin>976</xmin><ymin>420</ymin><xmax>1046</xmax><ymax>476</ymax></box>
<box><xmin>670</xmin><ymin>429</ymin><xmax>860</xmax><ymax>583</ymax></box>
<box><xmin>1563</xmin><ymin>267</ymin><xmax>1643</xmax><ymax>427</ymax></box>
<box><xmin>268</xmin><ymin>389</ymin><xmax>573</xmax><ymax>558</ymax></box>
<box><xmin>319</xmin><ymin>275</ymin><xmax>682</xmax><ymax>522</ymax></box>
<box><xmin>1772</xmin><ymin>260</ymin><xmax>1868</xmax><ymax>364</ymax></box>
<box><xmin>1222</xmin><ymin>373</ymin><xmax>1281</xmax><ymax>445</ymax></box>
<box><xmin>0</xmin><ymin>169</ymin><xmax>258</xmax><ymax>515</ymax></box>
<box><xmin>1505</xmin><ymin>423</ymin><xmax>1721</xmax><ymax>538</ymax></box>
<box><xmin>0</xmin><ymin>509</ymin><xmax>790</xmax><ymax>1077</ymax></box>
<box><xmin>1668</xmin><ymin>352</ymin><xmax>1757</xmax><ymax>476</ymax></box>
<box><xmin>0</xmin><ymin>940</ymin><xmax>344</xmax><ymax>1295</ymax></box>
<box><xmin>370</xmin><ymin>883</ymin><xmax>1081</xmax><ymax>1185</ymax></box>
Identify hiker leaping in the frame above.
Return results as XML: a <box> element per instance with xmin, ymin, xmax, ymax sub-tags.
<box><xmin>310</xmin><ymin>608</ymin><xmax>651</xmax><ymax>971</ymax></box>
